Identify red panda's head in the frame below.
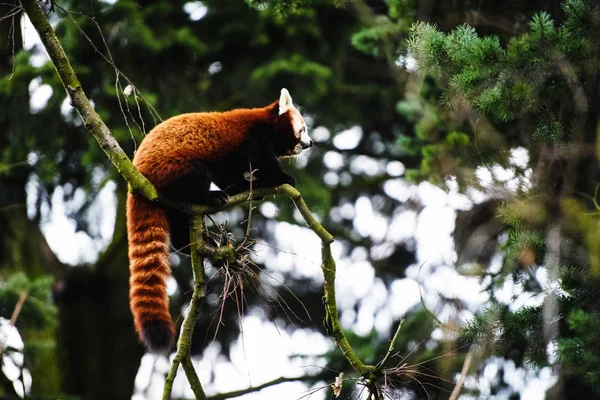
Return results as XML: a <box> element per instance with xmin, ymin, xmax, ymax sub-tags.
<box><xmin>272</xmin><ymin>88</ymin><xmax>313</xmax><ymax>157</ymax></box>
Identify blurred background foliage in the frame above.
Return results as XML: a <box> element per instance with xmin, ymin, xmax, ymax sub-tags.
<box><xmin>0</xmin><ymin>0</ymin><xmax>599</xmax><ymax>399</ymax></box>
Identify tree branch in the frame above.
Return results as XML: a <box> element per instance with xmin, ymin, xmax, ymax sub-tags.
<box><xmin>229</xmin><ymin>185</ymin><xmax>374</xmax><ymax>376</ymax></box>
<box><xmin>163</xmin><ymin>215</ymin><xmax>208</xmax><ymax>400</ymax></box>
<box><xmin>449</xmin><ymin>351</ymin><xmax>473</xmax><ymax>400</ymax></box>
<box><xmin>20</xmin><ymin>0</ymin><xmax>158</xmax><ymax>202</ymax></box>
<box><xmin>378</xmin><ymin>319</ymin><xmax>404</xmax><ymax>368</ymax></box>
<box><xmin>205</xmin><ymin>373</ymin><xmax>332</xmax><ymax>400</ymax></box>
<box><xmin>0</xmin><ymin>289</ymin><xmax>29</xmax><ymax>358</ymax></box>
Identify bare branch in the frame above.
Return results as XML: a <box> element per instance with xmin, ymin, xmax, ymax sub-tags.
<box><xmin>20</xmin><ymin>0</ymin><xmax>159</xmax><ymax>202</ymax></box>
<box><xmin>0</xmin><ymin>289</ymin><xmax>29</xmax><ymax>358</ymax></box>
<box><xmin>206</xmin><ymin>373</ymin><xmax>333</xmax><ymax>400</ymax></box>
<box><xmin>378</xmin><ymin>319</ymin><xmax>404</xmax><ymax>368</ymax></box>
<box><xmin>448</xmin><ymin>351</ymin><xmax>473</xmax><ymax>400</ymax></box>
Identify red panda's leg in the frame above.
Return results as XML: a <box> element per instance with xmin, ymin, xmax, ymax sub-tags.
<box><xmin>222</xmin><ymin>174</ymin><xmax>253</xmax><ymax>196</ymax></box>
<box><xmin>249</xmin><ymin>149</ymin><xmax>296</xmax><ymax>188</ymax></box>
<box><xmin>160</xmin><ymin>160</ymin><xmax>228</xmax><ymax>206</ymax></box>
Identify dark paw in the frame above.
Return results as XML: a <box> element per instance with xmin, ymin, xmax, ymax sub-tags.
<box><xmin>207</xmin><ymin>190</ymin><xmax>229</xmax><ymax>206</ymax></box>
<box><xmin>281</xmin><ymin>174</ymin><xmax>296</xmax><ymax>187</ymax></box>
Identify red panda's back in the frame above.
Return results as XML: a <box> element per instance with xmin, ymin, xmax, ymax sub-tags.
<box><xmin>133</xmin><ymin>107</ymin><xmax>271</xmax><ymax>189</ymax></box>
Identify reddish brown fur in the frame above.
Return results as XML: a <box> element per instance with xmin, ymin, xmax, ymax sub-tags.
<box><xmin>133</xmin><ymin>107</ymin><xmax>275</xmax><ymax>189</ymax></box>
<box><xmin>127</xmin><ymin>101</ymin><xmax>299</xmax><ymax>352</ymax></box>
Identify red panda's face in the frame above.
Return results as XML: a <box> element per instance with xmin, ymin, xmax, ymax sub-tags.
<box><xmin>275</xmin><ymin>89</ymin><xmax>313</xmax><ymax>157</ymax></box>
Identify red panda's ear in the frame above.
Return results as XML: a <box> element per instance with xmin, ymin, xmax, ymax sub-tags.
<box><xmin>278</xmin><ymin>88</ymin><xmax>293</xmax><ymax>115</ymax></box>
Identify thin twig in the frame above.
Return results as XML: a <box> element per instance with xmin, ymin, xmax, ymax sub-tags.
<box><xmin>162</xmin><ymin>354</ymin><xmax>179</xmax><ymax>400</ymax></box>
<box><xmin>0</xmin><ymin>289</ymin><xmax>29</xmax><ymax>358</ymax></box>
<box><xmin>164</xmin><ymin>185</ymin><xmax>374</xmax><ymax>396</ymax></box>
<box><xmin>416</xmin><ymin>262</ymin><xmax>455</xmax><ymax>330</ymax></box>
<box><xmin>378</xmin><ymin>319</ymin><xmax>404</xmax><ymax>368</ymax></box>
<box><xmin>55</xmin><ymin>3</ymin><xmax>161</xmax><ymax>126</ymax></box>
<box><xmin>207</xmin><ymin>373</ymin><xmax>334</xmax><ymax>400</ymax></box>
<box><xmin>20</xmin><ymin>0</ymin><xmax>159</xmax><ymax>202</ymax></box>
<box><xmin>9</xmin><ymin>290</ymin><xmax>28</xmax><ymax>327</ymax></box>
<box><xmin>448</xmin><ymin>351</ymin><xmax>473</xmax><ymax>400</ymax></box>
<box><xmin>244</xmin><ymin>162</ymin><xmax>255</xmax><ymax>240</ymax></box>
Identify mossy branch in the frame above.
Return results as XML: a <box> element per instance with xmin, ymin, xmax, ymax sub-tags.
<box><xmin>162</xmin><ymin>215</ymin><xmax>208</xmax><ymax>400</ymax></box>
<box><xmin>20</xmin><ymin>0</ymin><xmax>158</xmax><ymax>202</ymax></box>
<box><xmin>274</xmin><ymin>186</ymin><xmax>375</xmax><ymax>376</ymax></box>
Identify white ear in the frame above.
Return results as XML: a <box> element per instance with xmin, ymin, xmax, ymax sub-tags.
<box><xmin>279</xmin><ymin>88</ymin><xmax>293</xmax><ymax>115</ymax></box>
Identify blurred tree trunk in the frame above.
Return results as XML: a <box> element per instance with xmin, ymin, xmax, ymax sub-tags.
<box><xmin>54</xmin><ymin>191</ymin><xmax>144</xmax><ymax>400</ymax></box>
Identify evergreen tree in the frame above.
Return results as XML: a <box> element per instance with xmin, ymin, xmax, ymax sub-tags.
<box><xmin>403</xmin><ymin>0</ymin><xmax>600</xmax><ymax>396</ymax></box>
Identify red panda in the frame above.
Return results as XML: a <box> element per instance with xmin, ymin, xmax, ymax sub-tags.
<box><xmin>127</xmin><ymin>89</ymin><xmax>313</xmax><ymax>352</ymax></box>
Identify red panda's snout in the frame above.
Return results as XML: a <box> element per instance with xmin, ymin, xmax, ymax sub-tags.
<box><xmin>299</xmin><ymin>126</ymin><xmax>313</xmax><ymax>149</ymax></box>
<box><xmin>301</xmin><ymin>139</ymin><xmax>314</xmax><ymax>149</ymax></box>
<box><xmin>294</xmin><ymin>126</ymin><xmax>313</xmax><ymax>154</ymax></box>
<box><xmin>290</xmin><ymin>112</ymin><xmax>312</xmax><ymax>155</ymax></box>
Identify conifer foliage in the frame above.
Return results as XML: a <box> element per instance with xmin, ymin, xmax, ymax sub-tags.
<box><xmin>406</xmin><ymin>0</ymin><xmax>600</xmax><ymax>395</ymax></box>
